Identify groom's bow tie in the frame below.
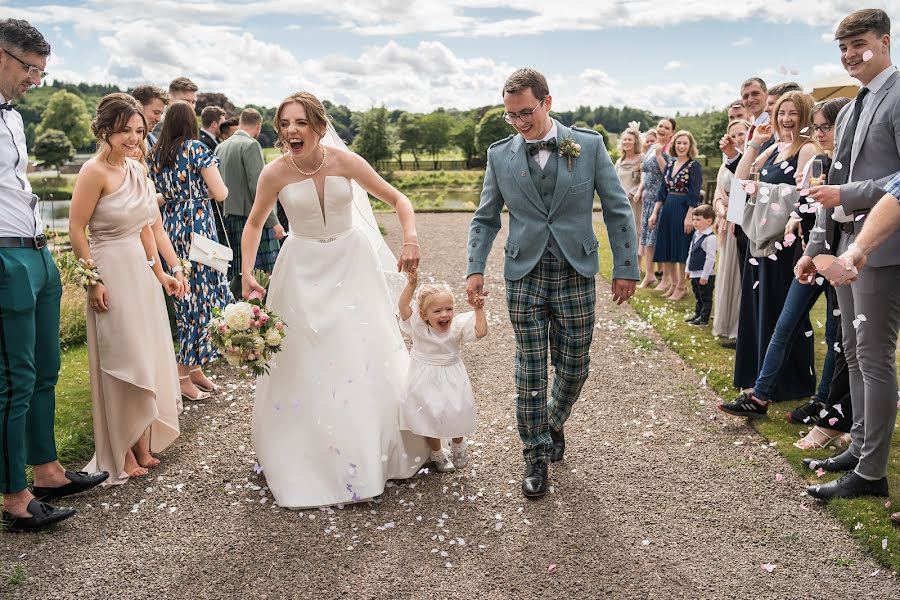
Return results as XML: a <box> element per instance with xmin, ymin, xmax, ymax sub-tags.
<box><xmin>0</xmin><ymin>103</ymin><xmax>13</xmax><ymax>112</ymax></box>
<box><xmin>526</xmin><ymin>139</ymin><xmax>557</xmax><ymax>156</ymax></box>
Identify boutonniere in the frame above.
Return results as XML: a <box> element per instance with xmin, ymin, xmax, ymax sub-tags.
<box><xmin>558</xmin><ymin>137</ymin><xmax>581</xmax><ymax>172</ymax></box>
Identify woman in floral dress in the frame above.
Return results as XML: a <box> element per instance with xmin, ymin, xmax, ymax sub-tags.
<box><xmin>150</xmin><ymin>101</ymin><xmax>232</xmax><ymax>402</ymax></box>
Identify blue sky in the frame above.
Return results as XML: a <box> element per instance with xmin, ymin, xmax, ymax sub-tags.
<box><xmin>4</xmin><ymin>0</ymin><xmax>892</xmax><ymax>114</ymax></box>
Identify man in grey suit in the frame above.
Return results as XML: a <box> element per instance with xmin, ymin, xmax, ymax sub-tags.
<box><xmin>466</xmin><ymin>68</ymin><xmax>639</xmax><ymax>498</ymax></box>
<box><xmin>795</xmin><ymin>8</ymin><xmax>900</xmax><ymax>501</ymax></box>
<box><xmin>215</xmin><ymin>108</ymin><xmax>284</xmax><ymax>288</ymax></box>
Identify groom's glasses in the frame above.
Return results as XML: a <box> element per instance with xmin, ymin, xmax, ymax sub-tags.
<box><xmin>504</xmin><ymin>99</ymin><xmax>545</xmax><ymax>124</ymax></box>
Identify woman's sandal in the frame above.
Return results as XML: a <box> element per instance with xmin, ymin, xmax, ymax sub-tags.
<box><xmin>179</xmin><ymin>374</ymin><xmax>210</xmax><ymax>402</ymax></box>
<box><xmin>793</xmin><ymin>425</ymin><xmax>847</xmax><ymax>450</ymax></box>
<box><xmin>189</xmin><ymin>367</ymin><xmax>219</xmax><ymax>393</ymax></box>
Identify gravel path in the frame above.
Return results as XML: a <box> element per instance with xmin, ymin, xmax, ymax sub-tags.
<box><xmin>3</xmin><ymin>213</ymin><xmax>897</xmax><ymax>599</ymax></box>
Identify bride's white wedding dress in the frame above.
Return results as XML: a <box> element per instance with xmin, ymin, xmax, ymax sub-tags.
<box><xmin>252</xmin><ymin>175</ymin><xmax>429</xmax><ymax>508</ymax></box>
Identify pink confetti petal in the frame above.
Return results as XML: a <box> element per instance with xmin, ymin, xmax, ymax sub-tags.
<box><xmin>749</xmin><ymin>258</ymin><xmax>759</xmax><ymax>266</ymax></box>
<box><xmin>784</xmin><ymin>233</ymin><xmax>796</xmax><ymax>246</ymax></box>
<box><xmin>761</xmin><ymin>563</ymin><xmax>777</xmax><ymax>573</ymax></box>
<box><xmin>744</xmin><ymin>182</ymin><xmax>757</xmax><ymax>195</ymax></box>
<box><xmin>798</xmin><ymin>188</ymin><xmax>810</xmax><ymax>196</ymax></box>
<box><xmin>548</xmin><ymin>564</ymin><xmax>557</xmax><ymax>572</ymax></box>
<box><xmin>863</xmin><ymin>49</ymin><xmax>874</xmax><ymax>62</ymax></box>
<box><xmin>816</xmin><ymin>467</ymin><xmax>826</xmax><ymax>478</ymax></box>
<box><xmin>828</xmin><ymin>417</ymin><xmax>839</xmax><ymax>426</ymax></box>
<box><xmin>768</xmin><ymin>253</ymin><xmax>778</xmax><ymax>261</ymax></box>
<box><xmin>775</xmin><ymin>473</ymin><xmax>784</xmax><ymax>482</ymax></box>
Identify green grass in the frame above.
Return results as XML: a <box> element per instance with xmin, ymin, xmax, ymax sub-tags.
<box><xmin>53</xmin><ymin>345</ymin><xmax>95</xmax><ymax>469</ymax></box>
<box><xmin>595</xmin><ymin>220</ymin><xmax>900</xmax><ymax>572</ymax></box>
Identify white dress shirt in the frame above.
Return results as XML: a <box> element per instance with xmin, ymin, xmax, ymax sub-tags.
<box><xmin>686</xmin><ymin>226</ymin><xmax>717</xmax><ymax>279</ymax></box>
<box><xmin>0</xmin><ymin>92</ymin><xmax>42</xmax><ymax>237</ymax></box>
<box><xmin>523</xmin><ymin>122</ymin><xmax>558</xmax><ymax>170</ymax></box>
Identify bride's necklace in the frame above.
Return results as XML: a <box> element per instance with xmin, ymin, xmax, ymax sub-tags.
<box><xmin>287</xmin><ymin>144</ymin><xmax>327</xmax><ymax>177</ymax></box>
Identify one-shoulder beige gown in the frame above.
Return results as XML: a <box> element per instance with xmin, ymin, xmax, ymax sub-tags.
<box><xmin>84</xmin><ymin>158</ymin><xmax>180</xmax><ymax>486</ymax></box>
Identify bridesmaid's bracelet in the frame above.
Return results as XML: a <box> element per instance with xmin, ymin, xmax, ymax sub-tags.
<box><xmin>402</xmin><ymin>242</ymin><xmax>420</xmax><ymax>247</ymax></box>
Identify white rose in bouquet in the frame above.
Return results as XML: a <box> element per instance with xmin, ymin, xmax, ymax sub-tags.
<box><xmin>265</xmin><ymin>329</ymin><xmax>282</xmax><ymax>347</ymax></box>
<box><xmin>224</xmin><ymin>351</ymin><xmax>243</xmax><ymax>366</ymax></box>
<box><xmin>252</xmin><ymin>335</ymin><xmax>266</xmax><ymax>351</ymax></box>
<box><xmin>223</xmin><ymin>302</ymin><xmax>255</xmax><ymax>331</ymax></box>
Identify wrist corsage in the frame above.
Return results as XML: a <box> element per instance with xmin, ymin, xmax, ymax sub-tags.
<box><xmin>75</xmin><ymin>258</ymin><xmax>103</xmax><ymax>289</ymax></box>
<box><xmin>172</xmin><ymin>258</ymin><xmax>192</xmax><ymax>277</ymax></box>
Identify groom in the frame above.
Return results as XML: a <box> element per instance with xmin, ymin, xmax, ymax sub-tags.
<box><xmin>466</xmin><ymin>68</ymin><xmax>639</xmax><ymax>498</ymax></box>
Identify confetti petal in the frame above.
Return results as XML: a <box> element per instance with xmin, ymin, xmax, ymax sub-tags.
<box><xmin>863</xmin><ymin>49</ymin><xmax>874</xmax><ymax>62</ymax></box>
<box><xmin>828</xmin><ymin>417</ymin><xmax>839</xmax><ymax>426</ymax></box>
<box><xmin>775</xmin><ymin>473</ymin><xmax>784</xmax><ymax>482</ymax></box>
<box><xmin>833</xmin><ymin>161</ymin><xmax>843</xmax><ymax>170</ymax></box>
<box><xmin>761</xmin><ymin>563</ymin><xmax>776</xmax><ymax>573</ymax></box>
<box><xmin>749</xmin><ymin>258</ymin><xmax>759</xmax><ymax>266</ymax></box>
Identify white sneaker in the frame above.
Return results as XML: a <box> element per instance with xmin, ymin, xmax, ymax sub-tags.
<box><xmin>450</xmin><ymin>442</ymin><xmax>468</xmax><ymax>468</ymax></box>
<box><xmin>430</xmin><ymin>450</ymin><xmax>455</xmax><ymax>473</ymax></box>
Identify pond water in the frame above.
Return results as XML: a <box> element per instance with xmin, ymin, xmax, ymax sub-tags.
<box><xmin>40</xmin><ymin>199</ymin><xmax>71</xmax><ymax>232</ymax></box>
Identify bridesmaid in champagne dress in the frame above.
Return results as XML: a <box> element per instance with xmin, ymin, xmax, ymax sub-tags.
<box><xmin>69</xmin><ymin>94</ymin><xmax>185</xmax><ymax>485</ymax></box>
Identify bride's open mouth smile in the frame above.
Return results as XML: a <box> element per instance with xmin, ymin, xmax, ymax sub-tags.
<box><xmin>288</xmin><ymin>138</ymin><xmax>304</xmax><ymax>153</ymax></box>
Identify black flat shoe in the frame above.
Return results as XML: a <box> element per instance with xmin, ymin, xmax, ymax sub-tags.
<box><xmin>549</xmin><ymin>427</ymin><xmax>565</xmax><ymax>462</ymax></box>
<box><xmin>2</xmin><ymin>498</ymin><xmax>75</xmax><ymax>532</ymax></box>
<box><xmin>802</xmin><ymin>450</ymin><xmax>859</xmax><ymax>473</ymax></box>
<box><xmin>787</xmin><ymin>400</ymin><xmax>823</xmax><ymax>425</ymax></box>
<box><xmin>718</xmin><ymin>337</ymin><xmax>737</xmax><ymax>349</ymax></box>
<box><xmin>522</xmin><ymin>461</ymin><xmax>548</xmax><ymax>498</ymax></box>
<box><xmin>807</xmin><ymin>470</ymin><xmax>888</xmax><ymax>501</ymax></box>
<box><xmin>32</xmin><ymin>470</ymin><xmax>109</xmax><ymax>502</ymax></box>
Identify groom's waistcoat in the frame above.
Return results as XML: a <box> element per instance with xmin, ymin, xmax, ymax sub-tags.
<box><xmin>526</xmin><ymin>148</ymin><xmax>564</xmax><ymax>261</ymax></box>
<box><xmin>466</xmin><ymin>120</ymin><xmax>640</xmax><ymax>282</ymax></box>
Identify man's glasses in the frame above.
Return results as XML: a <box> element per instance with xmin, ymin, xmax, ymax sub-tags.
<box><xmin>504</xmin><ymin>99</ymin><xmax>544</xmax><ymax>124</ymax></box>
<box><xmin>2</xmin><ymin>48</ymin><xmax>47</xmax><ymax>80</ymax></box>
<box><xmin>812</xmin><ymin>124</ymin><xmax>834</xmax><ymax>133</ymax></box>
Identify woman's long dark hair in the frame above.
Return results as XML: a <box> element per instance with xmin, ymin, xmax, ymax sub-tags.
<box><xmin>151</xmin><ymin>101</ymin><xmax>198</xmax><ymax>172</ymax></box>
<box><xmin>812</xmin><ymin>97</ymin><xmax>852</xmax><ymax>126</ymax></box>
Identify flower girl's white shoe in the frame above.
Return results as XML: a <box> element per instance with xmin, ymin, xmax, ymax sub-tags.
<box><xmin>430</xmin><ymin>450</ymin><xmax>455</xmax><ymax>473</ymax></box>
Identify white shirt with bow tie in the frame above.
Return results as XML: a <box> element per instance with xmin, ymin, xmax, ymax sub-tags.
<box><xmin>523</xmin><ymin>122</ymin><xmax>558</xmax><ymax>170</ymax></box>
<box><xmin>0</xmin><ymin>92</ymin><xmax>42</xmax><ymax>238</ymax></box>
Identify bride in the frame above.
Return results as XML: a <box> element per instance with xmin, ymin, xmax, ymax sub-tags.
<box><xmin>240</xmin><ymin>92</ymin><xmax>429</xmax><ymax>508</ymax></box>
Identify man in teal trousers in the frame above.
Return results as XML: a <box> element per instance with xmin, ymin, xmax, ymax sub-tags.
<box><xmin>466</xmin><ymin>68</ymin><xmax>639</xmax><ymax>498</ymax></box>
<box><xmin>0</xmin><ymin>19</ymin><xmax>106</xmax><ymax>532</ymax></box>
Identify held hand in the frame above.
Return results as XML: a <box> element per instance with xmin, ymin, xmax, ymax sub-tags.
<box><xmin>397</xmin><ymin>242</ymin><xmax>420</xmax><ymax>273</ymax></box>
<box><xmin>242</xmin><ymin>273</ymin><xmax>265</xmax><ymax>300</ymax></box>
<box><xmin>611</xmin><ymin>279</ymin><xmax>636</xmax><ymax>305</ymax></box>
<box><xmin>173</xmin><ymin>271</ymin><xmax>188</xmax><ymax>299</ymax></box>
<box><xmin>836</xmin><ymin>244</ymin><xmax>866</xmax><ymax>284</ymax></box>
<box><xmin>405</xmin><ymin>268</ymin><xmax>418</xmax><ymax>285</ymax></box>
<box><xmin>806</xmin><ymin>185</ymin><xmax>841</xmax><ymax>209</ymax></box>
<box><xmin>88</xmin><ymin>284</ymin><xmax>109</xmax><ymax>313</ymax></box>
<box><xmin>161</xmin><ymin>274</ymin><xmax>184</xmax><ymax>297</ymax></box>
<box><xmin>273</xmin><ymin>224</ymin><xmax>286</xmax><ymax>241</ymax></box>
<box><xmin>752</xmin><ymin>123</ymin><xmax>774</xmax><ymax>144</ymax></box>
<box><xmin>794</xmin><ymin>255</ymin><xmax>818</xmax><ymax>285</ymax></box>
<box><xmin>466</xmin><ymin>274</ymin><xmax>486</xmax><ymax>305</ymax></box>
<box><xmin>685</xmin><ymin>270</ymin><xmax>690</xmax><ymax>280</ymax></box>
<box><xmin>467</xmin><ymin>293</ymin><xmax>486</xmax><ymax>309</ymax></box>
<box><xmin>683</xmin><ymin>218</ymin><xmax>692</xmax><ymax>235</ymax></box>
<box><xmin>699</xmin><ymin>277</ymin><xmax>708</xmax><ymax>286</ymax></box>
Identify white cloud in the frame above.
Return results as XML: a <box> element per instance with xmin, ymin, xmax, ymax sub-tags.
<box><xmin>732</xmin><ymin>36</ymin><xmax>752</xmax><ymax>47</ymax></box>
<box><xmin>811</xmin><ymin>62</ymin><xmax>849</xmax><ymax>79</ymax></box>
<box><xmin>664</xmin><ymin>61</ymin><xmax>685</xmax><ymax>71</ymax></box>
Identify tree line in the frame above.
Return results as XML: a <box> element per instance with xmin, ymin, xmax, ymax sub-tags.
<box><xmin>23</xmin><ymin>80</ymin><xmax>729</xmax><ymax>172</ymax></box>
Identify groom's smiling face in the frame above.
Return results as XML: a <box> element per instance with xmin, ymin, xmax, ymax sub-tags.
<box><xmin>503</xmin><ymin>88</ymin><xmax>553</xmax><ymax>140</ymax></box>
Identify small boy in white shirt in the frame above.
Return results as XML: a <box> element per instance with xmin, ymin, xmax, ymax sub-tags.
<box><xmin>684</xmin><ymin>204</ymin><xmax>717</xmax><ymax>326</ymax></box>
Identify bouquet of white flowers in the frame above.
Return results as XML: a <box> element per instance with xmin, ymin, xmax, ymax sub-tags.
<box><xmin>207</xmin><ymin>288</ymin><xmax>286</xmax><ymax>376</ymax></box>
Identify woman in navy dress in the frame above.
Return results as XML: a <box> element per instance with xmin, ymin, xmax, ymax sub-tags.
<box><xmin>728</xmin><ymin>91</ymin><xmax>820</xmax><ymax>404</ymax></box>
<box><xmin>648</xmin><ymin>130</ymin><xmax>703</xmax><ymax>301</ymax></box>
<box><xmin>150</xmin><ymin>101</ymin><xmax>233</xmax><ymax>402</ymax></box>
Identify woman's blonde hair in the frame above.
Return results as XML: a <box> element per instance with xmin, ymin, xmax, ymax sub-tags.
<box><xmin>670</xmin><ymin>130</ymin><xmax>699</xmax><ymax>160</ymax></box>
<box><xmin>618</xmin><ymin>124</ymin><xmax>641</xmax><ymax>158</ymax></box>
<box><xmin>773</xmin><ymin>91</ymin><xmax>820</xmax><ymax>159</ymax></box>
<box><xmin>416</xmin><ymin>284</ymin><xmax>454</xmax><ymax>317</ymax></box>
<box><xmin>273</xmin><ymin>91</ymin><xmax>330</xmax><ymax>148</ymax></box>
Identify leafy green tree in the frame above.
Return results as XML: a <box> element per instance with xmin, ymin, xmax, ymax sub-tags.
<box><xmin>592</xmin><ymin>123</ymin><xmax>611</xmax><ymax>150</ymax></box>
<box><xmin>352</xmin><ymin>106</ymin><xmax>395</xmax><ymax>165</ymax></box>
<box><xmin>35</xmin><ymin>90</ymin><xmax>93</xmax><ymax>150</ymax></box>
<box><xmin>419</xmin><ymin>110</ymin><xmax>452</xmax><ymax>169</ymax></box>
<box><xmin>396</xmin><ymin>112</ymin><xmax>423</xmax><ymax>169</ymax></box>
<box><xmin>452</xmin><ymin>117</ymin><xmax>478</xmax><ymax>167</ymax></box>
<box><xmin>33</xmin><ymin>129</ymin><xmax>75</xmax><ymax>177</ymax></box>
<box><xmin>475</xmin><ymin>107</ymin><xmax>512</xmax><ymax>160</ymax></box>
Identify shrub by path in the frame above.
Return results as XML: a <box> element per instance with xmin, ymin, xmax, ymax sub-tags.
<box><xmin>2</xmin><ymin>213</ymin><xmax>897</xmax><ymax>599</ymax></box>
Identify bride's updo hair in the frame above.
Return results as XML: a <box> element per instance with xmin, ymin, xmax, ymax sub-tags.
<box><xmin>91</xmin><ymin>92</ymin><xmax>148</xmax><ymax>163</ymax></box>
<box><xmin>274</xmin><ymin>92</ymin><xmax>329</xmax><ymax>148</ymax></box>
<box><xmin>416</xmin><ymin>283</ymin><xmax>454</xmax><ymax>318</ymax></box>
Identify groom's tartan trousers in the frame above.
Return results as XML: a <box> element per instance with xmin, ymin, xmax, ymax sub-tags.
<box><xmin>506</xmin><ymin>252</ymin><xmax>596</xmax><ymax>466</ymax></box>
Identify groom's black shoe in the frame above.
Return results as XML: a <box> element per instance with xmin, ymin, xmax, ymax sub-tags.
<box><xmin>32</xmin><ymin>470</ymin><xmax>109</xmax><ymax>502</ymax></box>
<box><xmin>522</xmin><ymin>461</ymin><xmax>548</xmax><ymax>498</ymax></box>
<box><xmin>802</xmin><ymin>450</ymin><xmax>859</xmax><ymax>473</ymax></box>
<box><xmin>549</xmin><ymin>427</ymin><xmax>565</xmax><ymax>462</ymax></box>
<box><xmin>807</xmin><ymin>470</ymin><xmax>888</xmax><ymax>501</ymax></box>
<box><xmin>2</xmin><ymin>499</ymin><xmax>75</xmax><ymax>532</ymax></box>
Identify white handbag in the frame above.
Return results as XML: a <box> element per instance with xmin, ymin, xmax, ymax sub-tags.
<box><xmin>189</xmin><ymin>230</ymin><xmax>232</xmax><ymax>274</ymax></box>
<box><xmin>183</xmin><ymin>159</ymin><xmax>232</xmax><ymax>274</ymax></box>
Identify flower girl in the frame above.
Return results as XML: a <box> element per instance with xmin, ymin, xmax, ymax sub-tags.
<box><xmin>398</xmin><ymin>271</ymin><xmax>487</xmax><ymax>472</ymax></box>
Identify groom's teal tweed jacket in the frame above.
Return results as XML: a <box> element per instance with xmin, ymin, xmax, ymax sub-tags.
<box><xmin>467</xmin><ymin>120</ymin><xmax>640</xmax><ymax>281</ymax></box>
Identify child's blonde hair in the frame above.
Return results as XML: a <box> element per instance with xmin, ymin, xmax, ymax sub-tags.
<box><xmin>416</xmin><ymin>283</ymin><xmax>454</xmax><ymax>316</ymax></box>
